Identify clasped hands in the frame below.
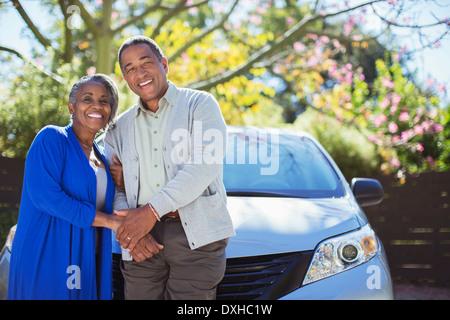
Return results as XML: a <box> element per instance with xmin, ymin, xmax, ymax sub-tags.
<box><xmin>110</xmin><ymin>156</ymin><xmax>164</xmax><ymax>262</ymax></box>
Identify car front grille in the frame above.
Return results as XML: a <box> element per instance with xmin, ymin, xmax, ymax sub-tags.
<box><xmin>217</xmin><ymin>251</ymin><xmax>313</xmax><ymax>300</ymax></box>
<box><xmin>112</xmin><ymin>250</ymin><xmax>313</xmax><ymax>300</ymax></box>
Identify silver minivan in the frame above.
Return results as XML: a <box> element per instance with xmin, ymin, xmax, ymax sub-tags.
<box><xmin>0</xmin><ymin>126</ymin><xmax>393</xmax><ymax>299</ymax></box>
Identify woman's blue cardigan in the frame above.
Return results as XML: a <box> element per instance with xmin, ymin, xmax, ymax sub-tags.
<box><xmin>7</xmin><ymin>125</ymin><xmax>115</xmax><ymax>300</ymax></box>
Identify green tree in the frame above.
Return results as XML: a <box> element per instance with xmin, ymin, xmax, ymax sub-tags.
<box><xmin>0</xmin><ymin>0</ymin><xmax>448</xmax><ymax>175</ymax></box>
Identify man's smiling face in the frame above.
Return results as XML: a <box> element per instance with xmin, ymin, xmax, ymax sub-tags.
<box><xmin>120</xmin><ymin>43</ymin><xmax>169</xmax><ymax>111</ymax></box>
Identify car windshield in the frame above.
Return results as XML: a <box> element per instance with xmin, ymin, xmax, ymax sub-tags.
<box><xmin>223</xmin><ymin>129</ymin><xmax>345</xmax><ymax>198</ymax></box>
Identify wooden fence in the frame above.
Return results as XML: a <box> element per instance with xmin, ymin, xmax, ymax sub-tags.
<box><xmin>364</xmin><ymin>171</ymin><xmax>450</xmax><ymax>285</ymax></box>
<box><xmin>1</xmin><ymin>156</ymin><xmax>449</xmax><ymax>284</ymax></box>
<box><xmin>0</xmin><ymin>157</ymin><xmax>24</xmax><ymax>242</ymax></box>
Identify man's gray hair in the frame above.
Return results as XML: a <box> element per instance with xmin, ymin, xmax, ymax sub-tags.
<box><xmin>118</xmin><ymin>35</ymin><xmax>165</xmax><ymax>74</ymax></box>
<box><xmin>68</xmin><ymin>74</ymin><xmax>119</xmax><ymax>126</ymax></box>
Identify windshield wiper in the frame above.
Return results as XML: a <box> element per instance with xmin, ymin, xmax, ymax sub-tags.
<box><xmin>226</xmin><ymin>191</ymin><xmax>308</xmax><ymax>198</ymax></box>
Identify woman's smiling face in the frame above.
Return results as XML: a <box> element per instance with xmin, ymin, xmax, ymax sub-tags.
<box><xmin>68</xmin><ymin>81</ymin><xmax>112</xmax><ymax>135</ymax></box>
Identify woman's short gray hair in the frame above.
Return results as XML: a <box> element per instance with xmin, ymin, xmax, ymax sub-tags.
<box><xmin>68</xmin><ymin>74</ymin><xmax>119</xmax><ymax>126</ymax></box>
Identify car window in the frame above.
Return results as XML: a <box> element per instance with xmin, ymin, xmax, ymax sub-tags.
<box><xmin>223</xmin><ymin>130</ymin><xmax>345</xmax><ymax>198</ymax></box>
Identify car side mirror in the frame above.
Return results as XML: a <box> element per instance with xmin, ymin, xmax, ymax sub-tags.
<box><xmin>351</xmin><ymin>178</ymin><xmax>384</xmax><ymax>207</ymax></box>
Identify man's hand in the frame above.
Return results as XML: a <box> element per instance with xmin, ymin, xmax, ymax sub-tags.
<box><xmin>115</xmin><ymin>205</ymin><xmax>158</xmax><ymax>251</ymax></box>
<box><xmin>130</xmin><ymin>233</ymin><xmax>164</xmax><ymax>263</ymax></box>
<box><xmin>110</xmin><ymin>156</ymin><xmax>125</xmax><ymax>190</ymax></box>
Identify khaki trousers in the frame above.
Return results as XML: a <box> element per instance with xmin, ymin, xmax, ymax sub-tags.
<box><xmin>121</xmin><ymin>216</ymin><xmax>228</xmax><ymax>300</ymax></box>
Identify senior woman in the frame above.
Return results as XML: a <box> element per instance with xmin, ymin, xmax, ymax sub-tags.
<box><xmin>7</xmin><ymin>74</ymin><xmax>121</xmax><ymax>300</ymax></box>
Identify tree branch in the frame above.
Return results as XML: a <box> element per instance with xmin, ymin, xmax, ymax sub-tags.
<box><xmin>0</xmin><ymin>45</ymin><xmax>67</xmax><ymax>84</ymax></box>
<box><xmin>72</xmin><ymin>0</ymin><xmax>99</xmax><ymax>37</ymax></box>
<box><xmin>150</xmin><ymin>0</ymin><xmax>189</xmax><ymax>39</ymax></box>
<box><xmin>10</xmin><ymin>0</ymin><xmax>52</xmax><ymax>49</ymax></box>
<box><xmin>188</xmin><ymin>0</ymin><xmax>386</xmax><ymax>90</ymax></box>
<box><xmin>168</xmin><ymin>0</ymin><xmax>239</xmax><ymax>61</ymax></box>
<box><xmin>112</xmin><ymin>0</ymin><xmax>163</xmax><ymax>35</ymax></box>
<box><xmin>58</xmin><ymin>0</ymin><xmax>73</xmax><ymax>63</ymax></box>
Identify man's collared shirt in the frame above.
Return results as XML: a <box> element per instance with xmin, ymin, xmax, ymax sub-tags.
<box><xmin>134</xmin><ymin>81</ymin><xmax>177</xmax><ymax>207</ymax></box>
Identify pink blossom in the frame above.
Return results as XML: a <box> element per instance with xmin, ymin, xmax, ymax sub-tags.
<box><xmin>256</xmin><ymin>6</ymin><xmax>267</xmax><ymax>15</ymax></box>
<box><xmin>328</xmin><ymin>65</ymin><xmax>338</xmax><ymax>77</ymax></box>
<box><xmin>343</xmin><ymin>21</ymin><xmax>353</xmax><ymax>36</ymax></box>
<box><xmin>213</xmin><ymin>4</ymin><xmax>224</xmax><ymax>14</ymax></box>
<box><xmin>431</xmin><ymin>123</ymin><xmax>444</xmax><ymax>134</ymax></box>
<box><xmin>392</xmin><ymin>135</ymin><xmax>401</xmax><ymax>143</ymax></box>
<box><xmin>189</xmin><ymin>7</ymin><xmax>199</xmax><ymax>15</ymax></box>
<box><xmin>413</xmin><ymin>125</ymin><xmax>424</xmax><ymax>135</ymax></box>
<box><xmin>86</xmin><ymin>66</ymin><xmax>96</xmax><ymax>75</ymax></box>
<box><xmin>293</xmin><ymin>42</ymin><xmax>306</xmax><ymax>52</ymax></box>
<box><xmin>286</xmin><ymin>17</ymin><xmax>294</xmax><ymax>25</ymax></box>
<box><xmin>379</xmin><ymin>97</ymin><xmax>390</xmax><ymax>109</ymax></box>
<box><xmin>372</xmin><ymin>114</ymin><xmax>387</xmax><ymax>128</ymax></box>
<box><xmin>416</xmin><ymin>143</ymin><xmax>424</xmax><ymax>153</ymax></box>
<box><xmin>381</xmin><ymin>77</ymin><xmax>394</xmax><ymax>89</ymax></box>
<box><xmin>399</xmin><ymin>112</ymin><xmax>410</xmax><ymax>122</ymax></box>
<box><xmin>307</xmin><ymin>56</ymin><xmax>319</xmax><ymax>67</ymax></box>
<box><xmin>401</xmin><ymin>45</ymin><xmax>407</xmax><ymax>54</ymax></box>
<box><xmin>345</xmin><ymin>72</ymin><xmax>353</xmax><ymax>85</ymax></box>
<box><xmin>250</xmin><ymin>14</ymin><xmax>262</xmax><ymax>25</ymax></box>
<box><xmin>426</xmin><ymin>156</ymin><xmax>435</xmax><ymax>167</ymax></box>
<box><xmin>332</xmin><ymin>39</ymin><xmax>341</xmax><ymax>48</ymax></box>
<box><xmin>425</xmin><ymin>77</ymin><xmax>435</xmax><ymax>88</ymax></box>
<box><xmin>391</xmin><ymin>94</ymin><xmax>401</xmax><ymax>108</ymax></box>
<box><xmin>390</xmin><ymin>105</ymin><xmax>398</xmax><ymax>116</ymax></box>
<box><xmin>368</xmin><ymin>134</ymin><xmax>382</xmax><ymax>145</ymax></box>
<box><xmin>390</xmin><ymin>157</ymin><xmax>400</xmax><ymax>168</ymax></box>
<box><xmin>388</xmin><ymin>122</ymin><xmax>398</xmax><ymax>133</ymax></box>
<box><xmin>438</xmin><ymin>83</ymin><xmax>446</xmax><ymax>93</ymax></box>
<box><xmin>319</xmin><ymin>36</ymin><xmax>329</xmax><ymax>44</ymax></box>
<box><xmin>401</xmin><ymin>129</ymin><xmax>414</xmax><ymax>141</ymax></box>
<box><xmin>428</xmin><ymin>108</ymin><xmax>438</xmax><ymax>119</ymax></box>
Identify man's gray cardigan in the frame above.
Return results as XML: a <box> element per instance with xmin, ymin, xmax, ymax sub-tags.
<box><xmin>105</xmin><ymin>84</ymin><xmax>235</xmax><ymax>250</ymax></box>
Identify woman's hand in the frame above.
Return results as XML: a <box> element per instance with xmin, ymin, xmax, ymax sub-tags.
<box><xmin>114</xmin><ymin>205</ymin><xmax>158</xmax><ymax>251</ymax></box>
<box><xmin>109</xmin><ymin>156</ymin><xmax>125</xmax><ymax>190</ymax></box>
<box><xmin>130</xmin><ymin>234</ymin><xmax>164</xmax><ymax>262</ymax></box>
<box><xmin>92</xmin><ymin>211</ymin><xmax>126</xmax><ymax>231</ymax></box>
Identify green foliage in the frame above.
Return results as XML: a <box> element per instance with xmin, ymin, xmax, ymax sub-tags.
<box><xmin>0</xmin><ymin>62</ymin><xmax>75</xmax><ymax>158</ymax></box>
<box><xmin>0</xmin><ymin>0</ymin><xmax>448</xmax><ymax>178</ymax></box>
<box><xmin>365</xmin><ymin>58</ymin><xmax>448</xmax><ymax>173</ymax></box>
<box><xmin>292</xmin><ymin>109</ymin><xmax>382</xmax><ymax>179</ymax></box>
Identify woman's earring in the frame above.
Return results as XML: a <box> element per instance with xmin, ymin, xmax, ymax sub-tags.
<box><xmin>70</xmin><ymin>113</ymin><xmax>73</xmax><ymax>120</ymax></box>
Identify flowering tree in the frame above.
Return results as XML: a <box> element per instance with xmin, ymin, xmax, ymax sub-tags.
<box><xmin>0</xmin><ymin>0</ymin><xmax>449</xmax><ymax>174</ymax></box>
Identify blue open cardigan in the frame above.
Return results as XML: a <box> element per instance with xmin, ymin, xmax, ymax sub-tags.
<box><xmin>7</xmin><ymin>125</ymin><xmax>115</xmax><ymax>300</ymax></box>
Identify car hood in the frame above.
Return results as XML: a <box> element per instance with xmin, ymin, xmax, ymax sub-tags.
<box><xmin>225</xmin><ymin>196</ymin><xmax>361</xmax><ymax>258</ymax></box>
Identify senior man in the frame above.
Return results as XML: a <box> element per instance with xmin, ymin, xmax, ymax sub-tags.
<box><xmin>105</xmin><ymin>36</ymin><xmax>235</xmax><ymax>300</ymax></box>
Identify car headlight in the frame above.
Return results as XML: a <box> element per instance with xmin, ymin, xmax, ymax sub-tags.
<box><xmin>4</xmin><ymin>225</ymin><xmax>16</xmax><ymax>252</ymax></box>
<box><xmin>303</xmin><ymin>224</ymin><xmax>378</xmax><ymax>285</ymax></box>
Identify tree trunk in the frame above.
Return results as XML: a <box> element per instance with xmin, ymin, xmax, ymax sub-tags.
<box><xmin>95</xmin><ymin>0</ymin><xmax>114</xmax><ymax>74</ymax></box>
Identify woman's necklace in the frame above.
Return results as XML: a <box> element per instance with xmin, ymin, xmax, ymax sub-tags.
<box><xmin>79</xmin><ymin>141</ymin><xmax>93</xmax><ymax>150</ymax></box>
<box><xmin>78</xmin><ymin>140</ymin><xmax>103</xmax><ymax>167</ymax></box>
